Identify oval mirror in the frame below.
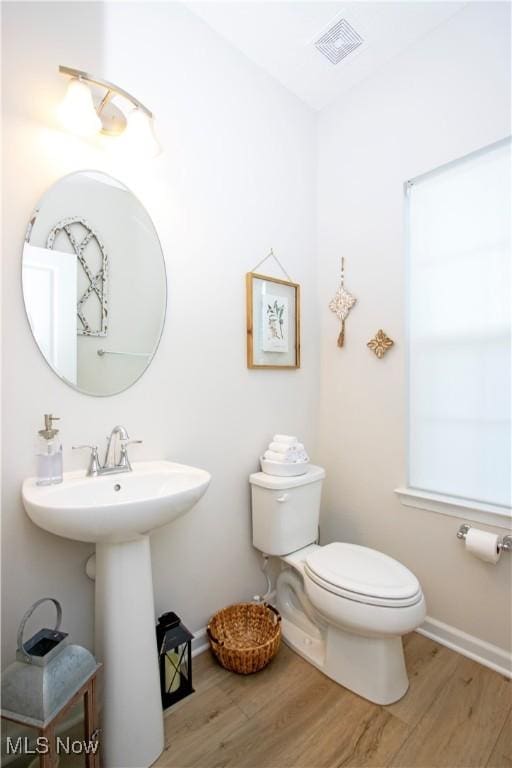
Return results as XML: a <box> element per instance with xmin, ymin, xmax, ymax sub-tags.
<box><xmin>22</xmin><ymin>170</ymin><xmax>166</xmax><ymax>396</ymax></box>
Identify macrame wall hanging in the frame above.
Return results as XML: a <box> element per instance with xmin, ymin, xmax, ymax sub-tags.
<box><xmin>47</xmin><ymin>217</ymin><xmax>109</xmax><ymax>337</ymax></box>
<box><xmin>329</xmin><ymin>257</ymin><xmax>357</xmax><ymax>347</ymax></box>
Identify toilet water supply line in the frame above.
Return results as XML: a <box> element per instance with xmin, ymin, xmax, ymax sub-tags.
<box><xmin>253</xmin><ymin>528</ymin><xmax>321</xmax><ymax>604</ymax></box>
<box><xmin>253</xmin><ymin>554</ymin><xmax>275</xmax><ymax>603</ymax></box>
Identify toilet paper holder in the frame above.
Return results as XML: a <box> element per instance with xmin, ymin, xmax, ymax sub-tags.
<box><xmin>457</xmin><ymin>524</ymin><xmax>512</xmax><ymax>552</ymax></box>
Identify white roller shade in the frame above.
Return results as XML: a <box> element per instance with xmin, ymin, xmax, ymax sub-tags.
<box><xmin>407</xmin><ymin>138</ymin><xmax>511</xmax><ymax>510</ymax></box>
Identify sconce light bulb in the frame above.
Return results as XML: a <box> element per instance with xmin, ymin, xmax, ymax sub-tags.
<box><xmin>118</xmin><ymin>108</ymin><xmax>162</xmax><ymax>159</ymax></box>
<box><xmin>58</xmin><ymin>78</ymin><xmax>102</xmax><ymax>138</ymax></box>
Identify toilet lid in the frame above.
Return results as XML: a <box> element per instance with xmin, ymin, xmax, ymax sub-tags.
<box><xmin>305</xmin><ymin>543</ymin><xmax>421</xmax><ymax>603</ymax></box>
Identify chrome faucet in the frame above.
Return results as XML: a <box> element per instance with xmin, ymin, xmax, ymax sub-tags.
<box><xmin>104</xmin><ymin>425</ymin><xmax>129</xmax><ymax>470</ymax></box>
<box><xmin>73</xmin><ymin>425</ymin><xmax>142</xmax><ymax>477</ymax></box>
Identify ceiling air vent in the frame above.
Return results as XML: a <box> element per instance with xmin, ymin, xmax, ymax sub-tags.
<box><xmin>315</xmin><ymin>19</ymin><xmax>364</xmax><ymax>65</ymax></box>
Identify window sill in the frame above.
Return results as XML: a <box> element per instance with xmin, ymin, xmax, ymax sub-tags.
<box><xmin>394</xmin><ymin>487</ymin><xmax>512</xmax><ymax>530</ymax></box>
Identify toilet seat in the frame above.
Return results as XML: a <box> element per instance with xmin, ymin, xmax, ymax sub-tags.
<box><xmin>304</xmin><ymin>543</ymin><xmax>423</xmax><ymax>608</ymax></box>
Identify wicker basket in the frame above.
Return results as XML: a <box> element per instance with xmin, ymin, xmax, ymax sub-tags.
<box><xmin>207</xmin><ymin>602</ymin><xmax>281</xmax><ymax>674</ymax></box>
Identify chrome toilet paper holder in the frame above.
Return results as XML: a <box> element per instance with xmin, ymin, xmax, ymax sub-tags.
<box><xmin>457</xmin><ymin>524</ymin><xmax>512</xmax><ymax>552</ymax></box>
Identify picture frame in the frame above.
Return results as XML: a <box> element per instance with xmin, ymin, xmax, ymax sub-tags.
<box><xmin>246</xmin><ymin>272</ymin><xmax>300</xmax><ymax>369</ymax></box>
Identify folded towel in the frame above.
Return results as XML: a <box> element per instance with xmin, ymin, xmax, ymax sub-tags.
<box><xmin>264</xmin><ymin>450</ymin><xmax>292</xmax><ymax>462</ymax></box>
<box><xmin>273</xmin><ymin>434</ymin><xmax>298</xmax><ymax>444</ymax></box>
<box><xmin>269</xmin><ymin>441</ymin><xmax>304</xmax><ymax>454</ymax></box>
<box><xmin>290</xmin><ymin>450</ymin><xmax>309</xmax><ymax>463</ymax></box>
<box><xmin>264</xmin><ymin>449</ymin><xmax>309</xmax><ymax>464</ymax></box>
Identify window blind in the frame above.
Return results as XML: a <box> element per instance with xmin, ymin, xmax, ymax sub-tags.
<box><xmin>407</xmin><ymin>138</ymin><xmax>511</xmax><ymax>510</ymax></box>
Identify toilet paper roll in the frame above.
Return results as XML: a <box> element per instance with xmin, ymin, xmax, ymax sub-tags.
<box><xmin>465</xmin><ymin>527</ymin><xmax>501</xmax><ymax>564</ymax></box>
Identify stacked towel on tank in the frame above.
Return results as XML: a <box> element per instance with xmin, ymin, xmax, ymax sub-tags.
<box><xmin>263</xmin><ymin>434</ymin><xmax>309</xmax><ymax>464</ymax></box>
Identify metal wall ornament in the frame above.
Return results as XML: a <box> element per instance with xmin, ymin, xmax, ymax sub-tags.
<box><xmin>367</xmin><ymin>329</ymin><xmax>394</xmax><ymax>358</ymax></box>
<box><xmin>329</xmin><ymin>257</ymin><xmax>357</xmax><ymax>347</ymax></box>
<box><xmin>47</xmin><ymin>217</ymin><xmax>108</xmax><ymax>337</ymax></box>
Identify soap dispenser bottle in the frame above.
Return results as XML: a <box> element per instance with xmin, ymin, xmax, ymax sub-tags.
<box><xmin>37</xmin><ymin>414</ymin><xmax>63</xmax><ymax>486</ymax></box>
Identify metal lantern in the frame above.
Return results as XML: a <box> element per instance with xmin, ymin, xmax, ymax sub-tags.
<box><xmin>1</xmin><ymin>598</ymin><xmax>99</xmax><ymax>728</ymax></box>
<box><xmin>156</xmin><ymin>612</ymin><xmax>194</xmax><ymax>709</ymax></box>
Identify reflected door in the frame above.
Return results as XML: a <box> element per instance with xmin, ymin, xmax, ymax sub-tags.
<box><xmin>23</xmin><ymin>244</ymin><xmax>77</xmax><ymax>384</ymax></box>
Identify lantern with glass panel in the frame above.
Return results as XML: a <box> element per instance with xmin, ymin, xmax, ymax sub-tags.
<box><xmin>156</xmin><ymin>612</ymin><xmax>194</xmax><ymax>709</ymax></box>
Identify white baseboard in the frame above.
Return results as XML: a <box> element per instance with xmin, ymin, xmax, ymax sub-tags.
<box><xmin>192</xmin><ymin>626</ymin><xmax>209</xmax><ymax>657</ymax></box>
<box><xmin>417</xmin><ymin>616</ymin><xmax>512</xmax><ymax>678</ymax></box>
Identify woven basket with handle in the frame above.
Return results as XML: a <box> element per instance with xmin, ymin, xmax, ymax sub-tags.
<box><xmin>207</xmin><ymin>602</ymin><xmax>281</xmax><ymax>674</ymax></box>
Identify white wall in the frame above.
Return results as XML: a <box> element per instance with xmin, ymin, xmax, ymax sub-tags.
<box><xmin>3</xmin><ymin>0</ymin><xmax>510</xmax><ymax>669</ymax></box>
<box><xmin>1</xmin><ymin>1</ymin><xmax>318</xmax><ymax>664</ymax></box>
<box><xmin>317</xmin><ymin>2</ymin><xmax>512</xmax><ymax>651</ymax></box>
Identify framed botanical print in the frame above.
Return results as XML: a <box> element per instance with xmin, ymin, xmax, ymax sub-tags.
<box><xmin>246</xmin><ymin>272</ymin><xmax>300</xmax><ymax>369</ymax></box>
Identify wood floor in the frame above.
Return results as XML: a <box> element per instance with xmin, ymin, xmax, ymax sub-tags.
<box><xmin>154</xmin><ymin>633</ymin><xmax>511</xmax><ymax>768</ymax></box>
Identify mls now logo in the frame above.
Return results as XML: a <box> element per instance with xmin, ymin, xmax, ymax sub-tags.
<box><xmin>6</xmin><ymin>731</ymin><xmax>100</xmax><ymax>756</ymax></box>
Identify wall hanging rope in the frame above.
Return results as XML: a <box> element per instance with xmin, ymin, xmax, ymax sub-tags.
<box><xmin>329</xmin><ymin>257</ymin><xmax>356</xmax><ymax>347</ymax></box>
<box><xmin>249</xmin><ymin>248</ymin><xmax>293</xmax><ymax>282</ymax></box>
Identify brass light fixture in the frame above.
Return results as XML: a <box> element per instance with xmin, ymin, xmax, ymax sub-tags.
<box><xmin>58</xmin><ymin>65</ymin><xmax>161</xmax><ymax>157</ymax></box>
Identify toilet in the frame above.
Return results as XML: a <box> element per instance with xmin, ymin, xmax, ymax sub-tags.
<box><xmin>249</xmin><ymin>465</ymin><xmax>426</xmax><ymax>705</ymax></box>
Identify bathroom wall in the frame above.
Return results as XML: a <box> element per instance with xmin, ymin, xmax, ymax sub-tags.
<box><xmin>316</xmin><ymin>2</ymin><xmax>512</xmax><ymax>651</ymax></box>
<box><xmin>1</xmin><ymin>2</ymin><xmax>318</xmax><ymax>663</ymax></box>
<box><xmin>3</xmin><ymin>0</ymin><xmax>510</xmax><ymax>670</ymax></box>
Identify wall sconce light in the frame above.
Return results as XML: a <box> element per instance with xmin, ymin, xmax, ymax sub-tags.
<box><xmin>58</xmin><ymin>65</ymin><xmax>161</xmax><ymax>158</ymax></box>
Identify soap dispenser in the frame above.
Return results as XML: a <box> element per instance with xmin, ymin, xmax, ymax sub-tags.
<box><xmin>36</xmin><ymin>414</ymin><xmax>63</xmax><ymax>486</ymax></box>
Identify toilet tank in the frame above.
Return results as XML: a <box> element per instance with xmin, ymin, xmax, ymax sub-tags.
<box><xmin>249</xmin><ymin>465</ymin><xmax>326</xmax><ymax>556</ymax></box>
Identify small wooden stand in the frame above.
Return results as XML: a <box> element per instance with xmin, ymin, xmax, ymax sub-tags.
<box><xmin>2</xmin><ymin>666</ymin><xmax>101</xmax><ymax>768</ymax></box>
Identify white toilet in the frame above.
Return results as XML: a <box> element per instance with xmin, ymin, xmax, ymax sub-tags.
<box><xmin>249</xmin><ymin>465</ymin><xmax>426</xmax><ymax>705</ymax></box>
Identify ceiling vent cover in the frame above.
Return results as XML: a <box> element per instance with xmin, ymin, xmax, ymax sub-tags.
<box><xmin>315</xmin><ymin>19</ymin><xmax>364</xmax><ymax>65</ymax></box>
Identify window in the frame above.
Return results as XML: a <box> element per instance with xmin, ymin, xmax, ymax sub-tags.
<box><xmin>405</xmin><ymin>138</ymin><xmax>511</xmax><ymax>518</ymax></box>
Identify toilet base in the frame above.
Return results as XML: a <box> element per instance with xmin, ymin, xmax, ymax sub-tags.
<box><xmin>324</xmin><ymin>624</ymin><xmax>409</xmax><ymax>704</ymax></box>
<box><xmin>281</xmin><ymin>616</ymin><xmax>409</xmax><ymax>705</ymax></box>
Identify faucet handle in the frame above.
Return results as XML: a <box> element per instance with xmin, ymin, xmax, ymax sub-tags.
<box><xmin>118</xmin><ymin>440</ymin><xmax>142</xmax><ymax>471</ymax></box>
<box><xmin>72</xmin><ymin>445</ymin><xmax>101</xmax><ymax>476</ymax></box>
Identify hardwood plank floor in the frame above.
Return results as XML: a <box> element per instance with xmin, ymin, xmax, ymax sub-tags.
<box><xmin>487</xmin><ymin>711</ymin><xmax>512</xmax><ymax>768</ymax></box>
<box><xmin>156</xmin><ymin>634</ymin><xmax>511</xmax><ymax>768</ymax></box>
<box><xmin>385</xmin><ymin>633</ymin><xmax>460</xmax><ymax>728</ymax></box>
<box><xmin>391</xmin><ymin>654</ymin><xmax>510</xmax><ymax>768</ymax></box>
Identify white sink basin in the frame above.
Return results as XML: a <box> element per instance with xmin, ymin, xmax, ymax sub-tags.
<box><xmin>22</xmin><ymin>460</ymin><xmax>211</xmax><ymax>544</ymax></box>
<box><xmin>21</xmin><ymin>458</ymin><xmax>211</xmax><ymax>768</ymax></box>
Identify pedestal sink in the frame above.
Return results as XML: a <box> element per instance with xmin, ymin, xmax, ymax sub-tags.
<box><xmin>22</xmin><ymin>460</ymin><xmax>211</xmax><ymax>768</ymax></box>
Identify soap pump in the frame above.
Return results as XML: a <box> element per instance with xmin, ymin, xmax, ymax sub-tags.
<box><xmin>36</xmin><ymin>414</ymin><xmax>63</xmax><ymax>486</ymax></box>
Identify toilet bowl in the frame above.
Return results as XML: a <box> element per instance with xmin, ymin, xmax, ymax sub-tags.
<box><xmin>279</xmin><ymin>542</ymin><xmax>426</xmax><ymax>704</ymax></box>
<box><xmin>250</xmin><ymin>466</ymin><xmax>426</xmax><ymax>705</ymax></box>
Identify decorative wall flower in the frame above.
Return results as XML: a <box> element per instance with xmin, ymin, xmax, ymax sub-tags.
<box><xmin>367</xmin><ymin>329</ymin><xmax>394</xmax><ymax>358</ymax></box>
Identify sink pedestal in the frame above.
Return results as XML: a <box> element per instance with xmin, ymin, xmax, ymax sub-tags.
<box><xmin>95</xmin><ymin>536</ymin><xmax>164</xmax><ymax>767</ymax></box>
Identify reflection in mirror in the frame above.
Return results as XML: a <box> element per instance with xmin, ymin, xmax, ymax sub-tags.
<box><xmin>23</xmin><ymin>171</ymin><xmax>166</xmax><ymax>396</ymax></box>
